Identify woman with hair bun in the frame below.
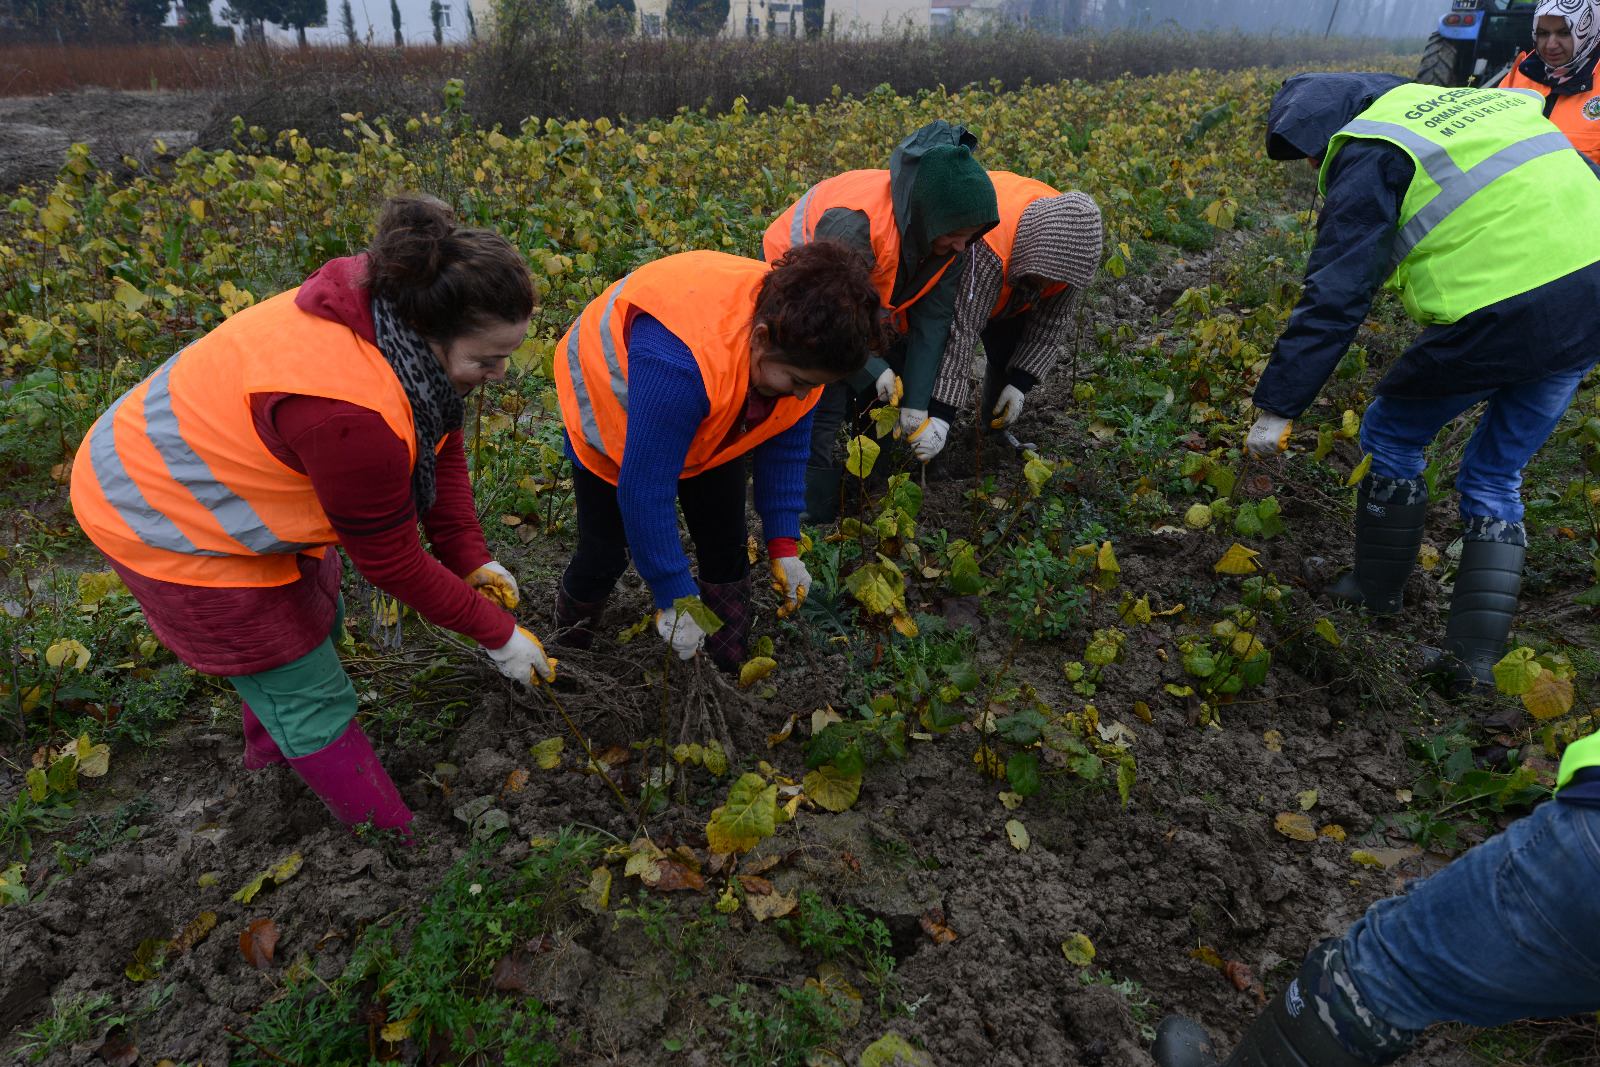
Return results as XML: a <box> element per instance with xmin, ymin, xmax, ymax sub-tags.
<box><xmin>71</xmin><ymin>193</ymin><xmax>552</xmax><ymax>842</ymax></box>
<box><xmin>551</xmin><ymin>240</ymin><xmax>882</xmax><ymax>669</ymax></box>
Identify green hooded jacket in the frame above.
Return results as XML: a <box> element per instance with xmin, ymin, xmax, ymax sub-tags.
<box><xmin>809</xmin><ymin>121</ymin><xmax>999</xmax><ymax>409</ymax></box>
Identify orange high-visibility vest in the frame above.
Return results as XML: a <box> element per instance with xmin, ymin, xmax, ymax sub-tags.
<box><xmin>982</xmin><ymin>171</ymin><xmax>1070</xmax><ymax>319</ymax></box>
<box><xmin>1503</xmin><ymin>54</ymin><xmax>1600</xmax><ymax>165</ymax></box>
<box><xmin>71</xmin><ymin>290</ymin><xmax>429</xmax><ymax>588</ymax></box>
<box><xmin>555</xmin><ymin>251</ymin><xmax>820</xmax><ymax>486</ymax></box>
<box><xmin>763</xmin><ymin>169</ymin><xmax>952</xmax><ymax>332</ymax></box>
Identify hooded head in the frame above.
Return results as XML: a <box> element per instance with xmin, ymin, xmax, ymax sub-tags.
<box><xmin>1010</xmin><ymin>191</ymin><xmax>1103</xmax><ymax>293</ymax></box>
<box><xmin>887</xmin><ymin>121</ymin><xmax>999</xmax><ymax>262</ymax></box>
<box><xmin>1266</xmin><ymin>72</ymin><xmax>1412</xmax><ymax>162</ymax></box>
<box><xmin>1531</xmin><ymin>0</ymin><xmax>1600</xmax><ymax>82</ymax></box>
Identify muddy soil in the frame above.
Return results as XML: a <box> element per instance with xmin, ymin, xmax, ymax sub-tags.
<box><xmin>0</xmin><ymin>89</ymin><xmax>215</xmax><ymax>190</ymax></box>
<box><xmin>0</xmin><ymin>245</ymin><xmax>1575</xmax><ymax>1067</ymax></box>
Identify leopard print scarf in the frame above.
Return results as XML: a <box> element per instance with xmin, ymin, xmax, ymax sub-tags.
<box><xmin>371</xmin><ymin>295</ymin><xmax>464</xmax><ymax>515</ymax></box>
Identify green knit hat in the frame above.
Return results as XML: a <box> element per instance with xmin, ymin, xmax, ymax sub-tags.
<box><xmin>906</xmin><ymin>144</ymin><xmax>999</xmax><ymax>254</ymax></box>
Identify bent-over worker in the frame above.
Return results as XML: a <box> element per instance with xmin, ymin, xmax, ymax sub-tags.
<box><xmin>70</xmin><ymin>195</ymin><xmax>554</xmax><ymax>841</ymax></box>
<box><xmin>763</xmin><ymin>120</ymin><xmax>999</xmax><ymax>520</ymax></box>
<box><xmin>550</xmin><ymin>242</ymin><xmax>883</xmax><ymax>669</ymax></box>
<box><xmin>915</xmin><ymin>171</ymin><xmax>1102</xmax><ymax>461</ymax></box>
<box><xmin>1243</xmin><ymin>72</ymin><xmax>1600</xmax><ymax>688</ymax></box>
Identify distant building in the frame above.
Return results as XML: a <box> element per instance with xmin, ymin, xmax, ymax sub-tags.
<box><xmin>169</xmin><ymin>0</ymin><xmax>492</xmax><ymax>45</ymax></box>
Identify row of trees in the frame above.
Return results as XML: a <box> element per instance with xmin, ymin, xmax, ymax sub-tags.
<box><xmin>0</xmin><ymin>0</ymin><xmax>469</xmax><ymax>46</ymax></box>
<box><xmin>1038</xmin><ymin>0</ymin><xmax>1438</xmax><ymax>37</ymax></box>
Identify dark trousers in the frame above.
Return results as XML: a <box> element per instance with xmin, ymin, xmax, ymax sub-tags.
<box><xmin>980</xmin><ymin>312</ymin><xmax>1027</xmax><ymax>374</ymax></box>
<box><xmin>562</xmin><ymin>459</ymin><xmax>750</xmax><ymax>603</ymax></box>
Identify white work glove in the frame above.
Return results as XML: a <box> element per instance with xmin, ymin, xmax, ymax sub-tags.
<box><xmin>655</xmin><ymin>607</ymin><xmax>707</xmax><ymax>660</ymax></box>
<box><xmin>990</xmin><ymin>385</ymin><xmax>1026</xmax><ymax>429</ymax></box>
<box><xmin>465</xmin><ymin>560</ymin><xmax>519</xmax><ymax>609</ymax></box>
<box><xmin>898</xmin><ymin>406</ymin><xmax>929</xmax><ymax>439</ymax></box>
<box><xmin>1245</xmin><ymin>412</ymin><xmax>1294</xmax><ymax>459</ymax></box>
<box><xmin>907</xmin><ymin>416</ymin><xmax>950</xmax><ymax>462</ymax></box>
<box><xmin>487</xmin><ymin>625</ymin><xmax>555</xmax><ymax>685</ymax></box>
<box><xmin>874</xmin><ymin>368</ymin><xmax>900</xmax><ymax>404</ymax></box>
<box><xmin>770</xmin><ymin>556</ymin><xmax>812</xmax><ymax>617</ymax></box>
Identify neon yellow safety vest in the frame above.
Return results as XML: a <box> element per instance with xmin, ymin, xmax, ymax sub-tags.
<box><xmin>1320</xmin><ymin>84</ymin><xmax>1600</xmax><ymax>326</ymax></box>
<box><xmin>1559</xmin><ymin>732</ymin><xmax>1600</xmax><ymax>791</ymax></box>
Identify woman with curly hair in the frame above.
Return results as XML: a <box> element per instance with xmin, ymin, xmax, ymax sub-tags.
<box><xmin>550</xmin><ymin>240</ymin><xmax>882</xmax><ymax>669</ymax></box>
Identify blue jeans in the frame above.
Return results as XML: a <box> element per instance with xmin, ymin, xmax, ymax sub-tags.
<box><xmin>1360</xmin><ymin>362</ymin><xmax>1595</xmax><ymax>524</ymax></box>
<box><xmin>1341</xmin><ymin>799</ymin><xmax>1600</xmax><ymax>1030</ymax></box>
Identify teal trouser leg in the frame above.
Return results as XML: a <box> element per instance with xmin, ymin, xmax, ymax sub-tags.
<box><xmin>228</xmin><ymin>596</ymin><xmax>356</xmax><ymax>758</ymax></box>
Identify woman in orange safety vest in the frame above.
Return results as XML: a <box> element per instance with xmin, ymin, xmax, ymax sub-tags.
<box><xmin>1502</xmin><ymin>0</ymin><xmax>1600</xmax><ymax>164</ymax></box>
<box><xmin>71</xmin><ymin>195</ymin><xmax>552</xmax><ymax>842</ymax></box>
<box><xmin>550</xmin><ymin>241</ymin><xmax>882</xmax><ymax>670</ymax></box>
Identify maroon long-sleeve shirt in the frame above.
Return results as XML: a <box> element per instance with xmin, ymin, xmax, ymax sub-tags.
<box><xmin>109</xmin><ymin>258</ymin><xmax>513</xmax><ymax>676</ymax></box>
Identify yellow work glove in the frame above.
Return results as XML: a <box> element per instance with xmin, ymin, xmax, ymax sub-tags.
<box><xmin>770</xmin><ymin>556</ymin><xmax>812</xmax><ymax>617</ymax></box>
<box><xmin>486</xmin><ymin>625</ymin><xmax>556</xmax><ymax>686</ymax></box>
<box><xmin>466</xmin><ymin>561</ymin><xmax>520</xmax><ymax>609</ymax></box>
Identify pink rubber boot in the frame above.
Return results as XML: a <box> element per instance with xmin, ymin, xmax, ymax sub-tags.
<box><xmin>286</xmin><ymin>720</ymin><xmax>415</xmax><ymax>844</ymax></box>
<box><xmin>241</xmin><ymin>703</ymin><xmax>288</xmax><ymax>769</ymax></box>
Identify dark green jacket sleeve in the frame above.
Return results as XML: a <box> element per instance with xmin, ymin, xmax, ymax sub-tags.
<box><xmin>813</xmin><ymin>206</ymin><xmax>890</xmax><ymax>393</ymax></box>
<box><xmin>898</xmin><ymin>262</ymin><xmax>961</xmax><ymax>412</ymax></box>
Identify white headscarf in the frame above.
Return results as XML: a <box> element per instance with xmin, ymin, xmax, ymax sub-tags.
<box><xmin>1534</xmin><ymin>0</ymin><xmax>1600</xmax><ymax>82</ymax></box>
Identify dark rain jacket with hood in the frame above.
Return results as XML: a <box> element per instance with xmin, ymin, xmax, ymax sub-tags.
<box><xmin>1253</xmin><ymin>72</ymin><xmax>1600</xmax><ymax>419</ymax></box>
<box><xmin>806</xmin><ymin>121</ymin><xmax>999</xmax><ymax>411</ymax></box>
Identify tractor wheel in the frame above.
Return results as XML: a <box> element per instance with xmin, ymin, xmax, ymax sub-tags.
<box><xmin>1416</xmin><ymin>31</ymin><xmax>1459</xmax><ymax>86</ymax></box>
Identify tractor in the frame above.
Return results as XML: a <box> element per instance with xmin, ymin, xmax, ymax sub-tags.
<box><xmin>1416</xmin><ymin>0</ymin><xmax>1537</xmax><ymax>87</ymax></box>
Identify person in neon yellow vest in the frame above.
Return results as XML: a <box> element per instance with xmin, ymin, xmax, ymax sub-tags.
<box><xmin>1242</xmin><ymin>73</ymin><xmax>1600</xmax><ymax>691</ymax></box>
<box><xmin>1154</xmin><ymin>73</ymin><xmax>1600</xmax><ymax>1067</ymax></box>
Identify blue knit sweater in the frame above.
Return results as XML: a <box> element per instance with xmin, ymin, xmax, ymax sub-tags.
<box><xmin>566</xmin><ymin>314</ymin><xmax>812</xmax><ymax>609</ymax></box>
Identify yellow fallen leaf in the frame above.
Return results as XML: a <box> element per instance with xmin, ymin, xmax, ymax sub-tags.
<box><xmin>767</xmin><ymin>714</ymin><xmax>798</xmax><ymax>747</ymax></box>
<box><xmin>1522</xmin><ymin>669</ymin><xmax>1574</xmax><ymax>720</ymax></box>
<box><xmin>1350</xmin><ymin>850</ymin><xmax>1387</xmax><ymax>869</ymax></box>
<box><xmin>747</xmin><ymin>888</ymin><xmax>798</xmax><ymax>921</ymax></box>
<box><xmin>1214</xmin><ymin>543</ymin><xmax>1260</xmax><ymax>575</ymax></box>
<box><xmin>739</xmin><ymin>656</ymin><xmax>777</xmax><ymax>688</ymax></box>
<box><xmin>1417</xmin><ymin>544</ymin><xmax>1440</xmax><ymax>571</ymax></box>
<box><xmin>580</xmin><ymin>866</ymin><xmax>612</xmax><ymax>913</ymax></box>
<box><xmin>1005</xmin><ymin>819</ymin><xmax>1030</xmax><ymax>851</ymax></box>
<box><xmin>1190</xmin><ymin>945</ymin><xmax>1225</xmax><ymax>968</ymax></box>
<box><xmin>531</xmin><ymin>737</ymin><xmax>563</xmax><ymax>769</ymax></box>
<box><xmin>380</xmin><ymin>1006</ymin><xmax>420</xmax><ymax>1042</ymax></box>
<box><xmin>74</xmin><ymin>734</ymin><xmax>111</xmax><ymax>778</ymax></box>
<box><xmin>1062</xmin><ymin>932</ymin><xmax>1095</xmax><ymax>966</ymax></box>
<box><xmin>803</xmin><ymin>764</ymin><xmax>862</xmax><ymax>812</ymax></box>
<box><xmin>998</xmin><ymin>791</ymin><xmax>1022</xmax><ymax>810</ymax></box>
<box><xmin>1319</xmin><ymin>824</ymin><xmax>1347</xmax><ymax>842</ymax></box>
<box><xmin>1297</xmin><ymin>788</ymin><xmax>1318</xmax><ymax>810</ymax></box>
<box><xmin>1263</xmin><ymin>730</ymin><xmax>1283</xmax><ymax>752</ymax></box>
<box><xmin>1274</xmin><ymin>812</ymin><xmax>1316</xmax><ymax>842</ymax></box>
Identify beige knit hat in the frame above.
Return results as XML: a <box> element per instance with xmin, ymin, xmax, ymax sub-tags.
<box><xmin>1009</xmin><ymin>191</ymin><xmax>1103</xmax><ymax>291</ymax></box>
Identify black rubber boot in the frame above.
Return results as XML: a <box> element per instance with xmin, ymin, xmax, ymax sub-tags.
<box><xmin>1437</xmin><ymin>530</ymin><xmax>1525</xmax><ymax>689</ymax></box>
<box><xmin>1152</xmin><ymin>989</ymin><xmax>1370</xmax><ymax>1067</ymax></box>
<box><xmin>1324</xmin><ymin>474</ymin><xmax>1428</xmax><ymax>615</ymax></box>
<box><xmin>800</xmin><ymin>465</ymin><xmax>844</xmax><ymax>525</ymax></box>
<box><xmin>552</xmin><ymin>583</ymin><xmax>608</xmax><ymax>651</ymax></box>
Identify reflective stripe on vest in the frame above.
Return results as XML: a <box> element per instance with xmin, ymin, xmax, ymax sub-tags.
<box><xmin>87</xmin><ymin>354</ymin><xmax>226</xmax><ymax>559</ymax></box>
<box><xmin>555</xmin><ymin>251</ymin><xmax>821</xmax><ymax>486</ymax></box>
<box><xmin>1335</xmin><ymin>118</ymin><xmax>1574</xmax><ymax>274</ymax></box>
<box><xmin>1320</xmin><ymin>84</ymin><xmax>1600</xmax><ymax>324</ymax></box>
<box><xmin>763</xmin><ymin>170</ymin><xmax>953</xmax><ymax>332</ymax></box>
<box><xmin>564</xmin><ymin>272</ymin><xmax>633</xmax><ymax>452</ymax></box>
<box><xmin>71</xmin><ymin>288</ymin><xmax>420</xmax><ymax>588</ymax></box>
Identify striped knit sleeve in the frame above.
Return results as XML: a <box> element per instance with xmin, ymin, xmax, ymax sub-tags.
<box><xmin>1007</xmin><ymin>286</ymin><xmax>1080</xmax><ymax>392</ymax></box>
<box><xmin>930</xmin><ymin>242</ymin><xmax>1005</xmax><ymax>418</ymax></box>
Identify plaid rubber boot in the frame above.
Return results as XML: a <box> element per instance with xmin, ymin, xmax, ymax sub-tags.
<box><xmin>698</xmin><ymin>572</ymin><xmax>752</xmax><ymax>674</ymax></box>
